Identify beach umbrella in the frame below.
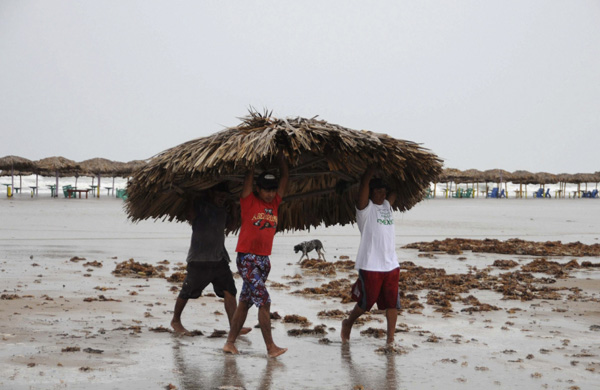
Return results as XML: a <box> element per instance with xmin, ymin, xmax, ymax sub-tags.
<box><xmin>79</xmin><ymin>158</ymin><xmax>121</xmax><ymax>197</ymax></box>
<box><xmin>125</xmin><ymin>111</ymin><xmax>443</xmax><ymax>232</ymax></box>
<box><xmin>511</xmin><ymin>170</ymin><xmax>537</xmax><ymax>198</ymax></box>
<box><xmin>35</xmin><ymin>157</ymin><xmax>80</xmax><ymax>197</ymax></box>
<box><xmin>461</xmin><ymin>169</ymin><xmax>484</xmax><ymax>197</ymax></box>
<box><xmin>0</xmin><ymin>155</ymin><xmax>35</xmax><ymax>194</ymax></box>
<box><xmin>438</xmin><ymin>168</ymin><xmax>464</xmax><ymax>198</ymax></box>
<box><xmin>482</xmin><ymin>169</ymin><xmax>512</xmax><ymax>197</ymax></box>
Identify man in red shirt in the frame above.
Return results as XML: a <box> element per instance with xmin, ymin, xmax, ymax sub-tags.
<box><xmin>223</xmin><ymin>153</ymin><xmax>288</xmax><ymax>358</ymax></box>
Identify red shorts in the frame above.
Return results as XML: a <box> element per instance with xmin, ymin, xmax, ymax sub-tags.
<box><xmin>351</xmin><ymin>268</ymin><xmax>401</xmax><ymax>311</ymax></box>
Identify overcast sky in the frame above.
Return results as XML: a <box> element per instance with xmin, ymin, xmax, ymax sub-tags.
<box><xmin>1</xmin><ymin>1</ymin><xmax>599</xmax><ymax>174</ymax></box>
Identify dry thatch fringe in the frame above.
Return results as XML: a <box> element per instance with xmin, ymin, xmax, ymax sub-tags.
<box><xmin>125</xmin><ymin>111</ymin><xmax>443</xmax><ymax>232</ymax></box>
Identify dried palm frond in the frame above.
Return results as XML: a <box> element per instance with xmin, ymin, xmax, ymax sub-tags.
<box><xmin>125</xmin><ymin>110</ymin><xmax>443</xmax><ymax>232</ymax></box>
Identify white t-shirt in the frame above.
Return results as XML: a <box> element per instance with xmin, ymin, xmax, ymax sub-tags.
<box><xmin>355</xmin><ymin>199</ymin><xmax>399</xmax><ymax>271</ymax></box>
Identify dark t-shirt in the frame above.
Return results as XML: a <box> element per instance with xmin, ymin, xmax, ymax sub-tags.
<box><xmin>185</xmin><ymin>199</ymin><xmax>230</xmax><ymax>263</ymax></box>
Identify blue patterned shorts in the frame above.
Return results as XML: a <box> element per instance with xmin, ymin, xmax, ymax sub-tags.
<box><xmin>237</xmin><ymin>253</ymin><xmax>271</xmax><ymax>308</ymax></box>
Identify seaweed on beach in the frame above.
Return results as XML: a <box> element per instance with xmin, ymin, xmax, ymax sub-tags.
<box><xmin>112</xmin><ymin>259</ymin><xmax>166</xmax><ymax>278</ymax></box>
<box><xmin>287</xmin><ymin>324</ymin><xmax>327</xmax><ymax>337</ymax></box>
<box><xmin>403</xmin><ymin>238</ymin><xmax>600</xmax><ymax>257</ymax></box>
<box><xmin>299</xmin><ymin>259</ymin><xmax>337</xmax><ymax>276</ymax></box>
<box><xmin>167</xmin><ymin>272</ymin><xmax>186</xmax><ymax>283</ymax></box>
<box><xmin>1</xmin><ymin>294</ymin><xmax>21</xmax><ymax>300</ymax></box>
<box><xmin>317</xmin><ymin>309</ymin><xmax>346</xmax><ymax>319</ymax></box>
<box><xmin>292</xmin><ymin>278</ymin><xmax>353</xmax><ymax>303</ymax></box>
<box><xmin>83</xmin><ymin>295</ymin><xmax>121</xmax><ymax>302</ymax></box>
<box><xmin>492</xmin><ymin>259</ymin><xmax>519</xmax><ymax>269</ymax></box>
<box><xmin>360</xmin><ymin>328</ymin><xmax>386</xmax><ymax>338</ymax></box>
<box><xmin>207</xmin><ymin>329</ymin><xmax>227</xmax><ymax>338</ymax></box>
<box><xmin>283</xmin><ymin>314</ymin><xmax>311</xmax><ymax>327</ymax></box>
<box><xmin>83</xmin><ymin>260</ymin><xmax>103</xmax><ymax>268</ymax></box>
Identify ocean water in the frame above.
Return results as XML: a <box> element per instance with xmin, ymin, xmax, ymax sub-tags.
<box><xmin>0</xmin><ymin>174</ymin><xmax>598</xmax><ymax>198</ymax></box>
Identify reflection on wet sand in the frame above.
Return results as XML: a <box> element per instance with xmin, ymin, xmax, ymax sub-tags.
<box><xmin>341</xmin><ymin>344</ymin><xmax>399</xmax><ymax>389</ymax></box>
<box><xmin>172</xmin><ymin>337</ymin><xmax>285</xmax><ymax>389</ymax></box>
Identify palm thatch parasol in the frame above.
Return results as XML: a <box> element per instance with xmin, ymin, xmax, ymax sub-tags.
<box><xmin>79</xmin><ymin>158</ymin><xmax>123</xmax><ymax>196</ymax></box>
<box><xmin>0</xmin><ymin>155</ymin><xmax>35</xmax><ymax>193</ymax></box>
<box><xmin>125</xmin><ymin>111</ymin><xmax>443</xmax><ymax>232</ymax></box>
<box><xmin>35</xmin><ymin>157</ymin><xmax>80</xmax><ymax>197</ymax></box>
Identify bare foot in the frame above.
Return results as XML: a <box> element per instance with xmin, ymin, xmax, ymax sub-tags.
<box><xmin>341</xmin><ymin>319</ymin><xmax>352</xmax><ymax>343</ymax></box>
<box><xmin>267</xmin><ymin>346</ymin><xmax>287</xmax><ymax>358</ymax></box>
<box><xmin>223</xmin><ymin>342</ymin><xmax>240</xmax><ymax>355</ymax></box>
<box><xmin>240</xmin><ymin>327</ymin><xmax>252</xmax><ymax>335</ymax></box>
<box><xmin>171</xmin><ymin>320</ymin><xmax>190</xmax><ymax>335</ymax></box>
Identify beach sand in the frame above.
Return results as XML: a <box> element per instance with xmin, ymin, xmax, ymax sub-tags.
<box><xmin>1</xmin><ymin>196</ymin><xmax>599</xmax><ymax>389</ymax></box>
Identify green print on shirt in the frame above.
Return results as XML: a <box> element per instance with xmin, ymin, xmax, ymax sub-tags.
<box><xmin>377</xmin><ymin>208</ymin><xmax>393</xmax><ymax>225</ymax></box>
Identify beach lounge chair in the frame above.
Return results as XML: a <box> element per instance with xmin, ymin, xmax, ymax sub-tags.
<box><xmin>533</xmin><ymin>188</ymin><xmax>544</xmax><ymax>198</ymax></box>
<box><xmin>487</xmin><ymin>187</ymin><xmax>499</xmax><ymax>198</ymax></box>
<box><xmin>500</xmin><ymin>189</ymin><xmax>506</xmax><ymax>198</ymax></box>
<box><xmin>592</xmin><ymin>189</ymin><xmax>599</xmax><ymax>198</ymax></box>
<box><xmin>62</xmin><ymin>185</ymin><xmax>76</xmax><ymax>198</ymax></box>
<box><xmin>116</xmin><ymin>188</ymin><xmax>128</xmax><ymax>200</ymax></box>
<box><xmin>464</xmin><ymin>188</ymin><xmax>474</xmax><ymax>198</ymax></box>
<box><xmin>545</xmin><ymin>188</ymin><xmax>551</xmax><ymax>198</ymax></box>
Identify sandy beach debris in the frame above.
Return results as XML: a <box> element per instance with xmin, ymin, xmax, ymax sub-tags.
<box><xmin>299</xmin><ymin>259</ymin><xmax>337</xmax><ymax>276</ymax></box>
<box><xmin>206</xmin><ymin>329</ymin><xmax>226</xmax><ymax>338</ymax></box>
<box><xmin>287</xmin><ymin>324</ymin><xmax>327</xmax><ymax>337</ymax></box>
<box><xmin>83</xmin><ymin>347</ymin><xmax>103</xmax><ymax>354</ymax></box>
<box><xmin>360</xmin><ymin>328</ymin><xmax>386</xmax><ymax>338</ymax></box>
<box><xmin>492</xmin><ymin>259</ymin><xmax>519</xmax><ymax>269</ymax></box>
<box><xmin>69</xmin><ymin>256</ymin><xmax>86</xmax><ymax>262</ymax></box>
<box><xmin>403</xmin><ymin>238</ymin><xmax>600</xmax><ymax>257</ymax></box>
<box><xmin>82</xmin><ymin>260</ymin><xmax>103</xmax><ymax>268</ymax></box>
<box><xmin>317</xmin><ymin>309</ymin><xmax>346</xmax><ymax>319</ymax></box>
<box><xmin>83</xmin><ymin>295</ymin><xmax>121</xmax><ymax>302</ymax></box>
<box><xmin>61</xmin><ymin>347</ymin><xmax>80</xmax><ymax>352</ymax></box>
<box><xmin>112</xmin><ymin>259</ymin><xmax>166</xmax><ymax>278</ymax></box>
<box><xmin>292</xmin><ymin>278</ymin><xmax>353</xmax><ymax>303</ymax></box>
<box><xmin>283</xmin><ymin>315</ymin><xmax>311</xmax><ymax>327</ymax></box>
<box><xmin>271</xmin><ymin>311</ymin><xmax>282</xmax><ymax>320</ymax></box>
<box><xmin>167</xmin><ymin>272</ymin><xmax>186</xmax><ymax>283</ymax></box>
<box><xmin>149</xmin><ymin>326</ymin><xmax>172</xmax><ymax>333</ymax></box>
<box><xmin>1</xmin><ymin>294</ymin><xmax>21</xmax><ymax>300</ymax></box>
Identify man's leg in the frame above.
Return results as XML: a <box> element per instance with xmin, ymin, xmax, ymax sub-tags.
<box><xmin>341</xmin><ymin>304</ymin><xmax>365</xmax><ymax>343</ymax></box>
<box><xmin>223</xmin><ymin>291</ymin><xmax>252</xmax><ymax>335</ymax></box>
<box><xmin>171</xmin><ymin>297</ymin><xmax>189</xmax><ymax>334</ymax></box>
<box><xmin>258</xmin><ymin>302</ymin><xmax>287</xmax><ymax>358</ymax></box>
<box><xmin>223</xmin><ymin>300</ymin><xmax>250</xmax><ymax>354</ymax></box>
<box><xmin>385</xmin><ymin>308</ymin><xmax>398</xmax><ymax>345</ymax></box>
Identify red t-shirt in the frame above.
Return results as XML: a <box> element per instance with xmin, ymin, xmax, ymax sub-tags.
<box><xmin>235</xmin><ymin>192</ymin><xmax>282</xmax><ymax>256</ymax></box>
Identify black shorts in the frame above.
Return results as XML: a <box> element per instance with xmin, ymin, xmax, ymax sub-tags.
<box><xmin>178</xmin><ymin>260</ymin><xmax>237</xmax><ymax>299</ymax></box>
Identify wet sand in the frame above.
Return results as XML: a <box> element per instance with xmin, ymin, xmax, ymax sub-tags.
<box><xmin>1</xmin><ymin>196</ymin><xmax>599</xmax><ymax>389</ymax></box>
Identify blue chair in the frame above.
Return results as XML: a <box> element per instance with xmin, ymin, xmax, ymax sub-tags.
<box><xmin>533</xmin><ymin>188</ymin><xmax>544</xmax><ymax>198</ymax></box>
<box><xmin>592</xmin><ymin>189</ymin><xmax>599</xmax><ymax>198</ymax></box>
<box><xmin>544</xmin><ymin>188</ymin><xmax>551</xmax><ymax>198</ymax></box>
<box><xmin>500</xmin><ymin>189</ymin><xmax>506</xmax><ymax>198</ymax></box>
<box><xmin>487</xmin><ymin>187</ymin><xmax>499</xmax><ymax>198</ymax></box>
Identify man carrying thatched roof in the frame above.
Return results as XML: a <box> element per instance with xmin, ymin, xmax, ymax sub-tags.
<box><xmin>223</xmin><ymin>152</ymin><xmax>289</xmax><ymax>358</ymax></box>
<box><xmin>341</xmin><ymin>167</ymin><xmax>401</xmax><ymax>348</ymax></box>
<box><xmin>170</xmin><ymin>182</ymin><xmax>252</xmax><ymax>337</ymax></box>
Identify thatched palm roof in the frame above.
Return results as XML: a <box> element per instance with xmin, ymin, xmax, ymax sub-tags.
<box><xmin>125</xmin><ymin>111</ymin><xmax>443</xmax><ymax>232</ymax></box>
<box><xmin>35</xmin><ymin>156</ymin><xmax>80</xmax><ymax>176</ymax></box>
<box><xmin>0</xmin><ymin>155</ymin><xmax>35</xmax><ymax>172</ymax></box>
<box><xmin>511</xmin><ymin>170</ymin><xmax>537</xmax><ymax>184</ymax></box>
<box><xmin>79</xmin><ymin>158</ymin><xmax>120</xmax><ymax>176</ymax></box>
<box><xmin>482</xmin><ymin>169</ymin><xmax>512</xmax><ymax>183</ymax></box>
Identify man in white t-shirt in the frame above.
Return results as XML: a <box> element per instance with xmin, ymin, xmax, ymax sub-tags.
<box><xmin>341</xmin><ymin>167</ymin><xmax>401</xmax><ymax>346</ymax></box>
